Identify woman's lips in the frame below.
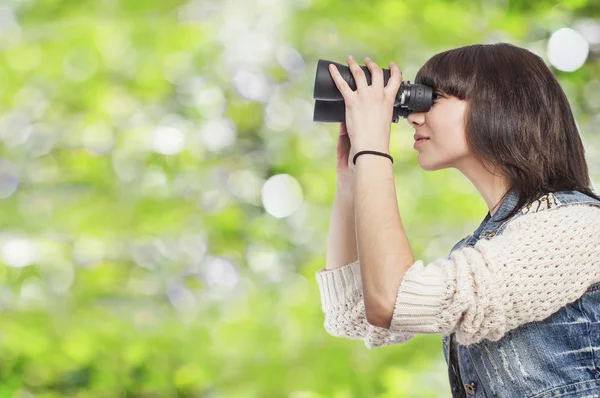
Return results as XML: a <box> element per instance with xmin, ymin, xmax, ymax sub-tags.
<box><xmin>413</xmin><ymin>138</ymin><xmax>430</xmax><ymax>149</ymax></box>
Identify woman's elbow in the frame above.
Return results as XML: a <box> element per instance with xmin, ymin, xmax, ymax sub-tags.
<box><xmin>365</xmin><ymin>306</ymin><xmax>392</xmax><ymax>329</ymax></box>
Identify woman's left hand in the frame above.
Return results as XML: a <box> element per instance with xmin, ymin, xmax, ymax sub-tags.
<box><xmin>328</xmin><ymin>55</ymin><xmax>403</xmax><ymax>155</ymax></box>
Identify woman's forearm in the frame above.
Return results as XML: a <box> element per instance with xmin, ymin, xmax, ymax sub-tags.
<box><xmin>325</xmin><ymin>177</ymin><xmax>358</xmax><ymax>270</ymax></box>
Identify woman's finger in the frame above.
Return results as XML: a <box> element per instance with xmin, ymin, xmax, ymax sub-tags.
<box><xmin>384</xmin><ymin>61</ymin><xmax>403</xmax><ymax>100</ymax></box>
<box><xmin>340</xmin><ymin>121</ymin><xmax>348</xmax><ymax>136</ymax></box>
<box><xmin>329</xmin><ymin>64</ymin><xmax>354</xmax><ymax>100</ymax></box>
<box><xmin>346</xmin><ymin>55</ymin><xmax>367</xmax><ymax>92</ymax></box>
<box><xmin>363</xmin><ymin>57</ymin><xmax>384</xmax><ymax>90</ymax></box>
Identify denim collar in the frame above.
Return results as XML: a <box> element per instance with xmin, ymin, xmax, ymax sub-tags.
<box><xmin>472</xmin><ymin>187</ymin><xmax>519</xmax><ymax>240</ymax></box>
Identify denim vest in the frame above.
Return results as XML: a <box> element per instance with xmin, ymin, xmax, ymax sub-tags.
<box><xmin>443</xmin><ymin>188</ymin><xmax>600</xmax><ymax>398</ymax></box>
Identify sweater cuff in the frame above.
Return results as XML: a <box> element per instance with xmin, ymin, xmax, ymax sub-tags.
<box><xmin>390</xmin><ymin>259</ymin><xmax>451</xmax><ymax>334</ymax></box>
<box><xmin>315</xmin><ymin>260</ymin><xmax>362</xmax><ymax>313</ymax></box>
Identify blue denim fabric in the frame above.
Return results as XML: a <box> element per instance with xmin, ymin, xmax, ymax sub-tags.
<box><xmin>443</xmin><ymin>188</ymin><xmax>600</xmax><ymax>397</ymax></box>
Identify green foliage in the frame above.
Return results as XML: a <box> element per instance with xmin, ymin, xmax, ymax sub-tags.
<box><xmin>0</xmin><ymin>0</ymin><xmax>598</xmax><ymax>396</ymax></box>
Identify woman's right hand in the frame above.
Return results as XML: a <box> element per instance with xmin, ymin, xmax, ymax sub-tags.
<box><xmin>335</xmin><ymin>121</ymin><xmax>355</xmax><ymax>199</ymax></box>
<box><xmin>336</xmin><ymin>121</ymin><xmax>356</xmax><ymax>176</ymax></box>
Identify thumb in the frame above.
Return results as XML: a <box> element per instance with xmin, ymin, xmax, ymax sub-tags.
<box><xmin>340</xmin><ymin>121</ymin><xmax>348</xmax><ymax>136</ymax></box>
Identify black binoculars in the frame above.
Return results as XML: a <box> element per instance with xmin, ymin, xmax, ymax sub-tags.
<box><xmin>312</xmin><ymin>59</ymin><xmax>435</xmax><ymax>123</ymax></box>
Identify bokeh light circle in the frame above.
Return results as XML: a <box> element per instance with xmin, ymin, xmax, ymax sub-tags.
<box><xmin>547</xmin><ymin>28</ymin><xmax>589</xmax><ymax>72</ymax></box>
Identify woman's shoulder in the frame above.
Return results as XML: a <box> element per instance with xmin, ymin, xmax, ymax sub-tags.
<box><xmin>470</xmin><ymin>203</ymin><xmax>600</xmax><ymax>259</ymax></box>
<box><xmin>504</xmin><ymin>200</ymin><xmax>600</xmax><ymax>236</ymax></box>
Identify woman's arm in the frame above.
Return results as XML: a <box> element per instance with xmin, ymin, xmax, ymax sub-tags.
<box><xmin>318</xmin><ymin>203</ymin><xmax>600</xmax><ymax>348</ymax></box>
<box><xmin>383</xmin><ymin>203</ymin><xmax>600</xmax><ymax>346</ymax></box>
<box><xmin>325</xmin><ymin>174</ymin><xmax>358</xmax><ymax>270</ymax></box>
<box><xmin>318</xmin><ymin>174</ymin><xmax>415</xmax><ymax>349</ymax></box>
<box><xmin>316</xmin><ymin>259</ymin><xmax>415</xmax><ymax>349</ymax></box>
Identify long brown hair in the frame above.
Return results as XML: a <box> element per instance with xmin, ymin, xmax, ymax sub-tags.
<box><xmin>414</xmin><ymin>42</ymin><xmax>600</xmax><ymax>222</ymax></box>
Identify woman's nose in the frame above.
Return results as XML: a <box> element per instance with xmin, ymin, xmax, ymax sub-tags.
<box><xmin>407</xmin><ymin>111</ymin><xmax>425</xmax><ymax>128</ymax></box>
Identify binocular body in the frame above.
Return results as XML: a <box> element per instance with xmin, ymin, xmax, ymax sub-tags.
<box><xmin>312</xmin><ymin>59</ymin><xmax>435</xmax><ymax>123</ymax></box>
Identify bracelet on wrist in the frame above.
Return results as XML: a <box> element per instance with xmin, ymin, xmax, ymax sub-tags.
<box><xmin>352</xmin><ymin>150</ymin><xmax>393</xmax><ymax>165</ymax></box>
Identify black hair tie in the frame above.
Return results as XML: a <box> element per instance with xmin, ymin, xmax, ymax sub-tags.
<box><xmin>353</xmin><ymin>150</ymin><xmax>394</xmax><ymax>165</ymax></box>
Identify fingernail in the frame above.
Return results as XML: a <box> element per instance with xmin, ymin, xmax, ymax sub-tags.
<box><xmin>365</xmin><ymin>57</ymin><xmax>371</xmax><ymax>61</ymax></box>
<box><xmin>348</xmin><ymin>55</ymin><xmax>354</xmax><ymax>61</ymax></box>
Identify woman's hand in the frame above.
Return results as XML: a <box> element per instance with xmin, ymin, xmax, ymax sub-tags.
<box><xmin>336</xmin><ymin>121</ymin><xmax>356</xmax><ymax>175</ymax></box>
<box><xmin>335</xmin><ymin>121</ymin><xmax>356</xmax><ymax>199</ymax></box>
<box><xmin>328</xmin><ymin>56</ymin><xmax>403</xmax><ymax>155</ymax></box>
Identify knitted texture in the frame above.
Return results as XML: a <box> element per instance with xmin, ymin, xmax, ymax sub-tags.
<box><xmin>316</xmin><ymin>203</ymin><xmax>600</xmax><ymax>349</ymax></box>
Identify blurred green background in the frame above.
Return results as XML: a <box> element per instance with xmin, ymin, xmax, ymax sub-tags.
<box><xmin>0</xmin><ymin>0</ymin><xmax>599</xmax><ymax>396</ymax></box>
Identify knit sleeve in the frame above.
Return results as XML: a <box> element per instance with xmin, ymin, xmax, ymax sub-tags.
<box><xmin>390</xmin><ymin>203</ymin><xmax>600</xmax><ymax>346</ymax></box>
<box><xmin>316</xmin><ymin>203</ymin><xmax>600</xmax><ymax>349</ymax></box>
<box><xmin>315</xmin><ymin>260</ymin><xmax>415</xmax><ymax>349</ymax></box>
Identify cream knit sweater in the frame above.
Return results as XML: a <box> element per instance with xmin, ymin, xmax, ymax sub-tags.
<box><xmin>315</xmin><ymin>204</ymin><xmax>600</xmax><ymax>350</ymax></box>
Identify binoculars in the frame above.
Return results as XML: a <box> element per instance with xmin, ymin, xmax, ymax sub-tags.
<box><xmin>312</xmin><ymin>59</ymin><xmax>435</xmax><ymax>123</ymax></box>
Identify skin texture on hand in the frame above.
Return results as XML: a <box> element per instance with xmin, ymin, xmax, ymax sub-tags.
<box><xmin>336</xmin><ymin>121</ymin><xmax>356</xmax><ymax>175</ymax></box>
<box><xmin>328</xmin><ymin>55</ymin><xmax>402</xmax><ymax>154</ymax></box>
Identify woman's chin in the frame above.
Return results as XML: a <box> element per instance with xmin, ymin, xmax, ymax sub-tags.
<box><xmin>418</xmin><ymin>157</ymin><xmax>446</xmax><ymax>172</ymax></box>
<box><xmin>417</xmin><ymin>156</ymin><xmax>434</xmax><ymax>171</ymax></box>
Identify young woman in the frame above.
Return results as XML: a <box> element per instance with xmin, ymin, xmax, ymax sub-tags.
<box><xmin>317</xmin><ymin>43</ymin><xmax>600</xmax><ymax>397</ymax></box>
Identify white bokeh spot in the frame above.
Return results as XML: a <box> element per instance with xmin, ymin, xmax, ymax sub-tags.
<box><xmin>2</xmin><ymin>237</ymin><xmax>37</xmax><ymax>268</ymax></box>
<box><xmin>261</xmin><ymin>174</ymin><xmax>304</xmax><ymax>218</ymax></box>
<box><xmin>152</xmin><ymin>126</ymin><xmax>185</xmax><ymax>155</ymax></box>
<box><xmin>547</xmin><ymin>28</ymin><xmax>589</xmax><ymax>72</ymax></box>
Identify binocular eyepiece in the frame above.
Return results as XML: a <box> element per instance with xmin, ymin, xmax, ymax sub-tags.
<box><xmin>312</xmin><ymin>59</ymin><xmax>435</xmax><ymax>123</ymax></box>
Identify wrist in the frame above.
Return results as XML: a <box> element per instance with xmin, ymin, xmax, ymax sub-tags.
<box><xmin>352</xmin><ymin>150</ymin><xmax>393</xmax><ymax>166</ymax></box>
<box><xmin>336</xmin><ymin>173</ymin><xmax>355</xmax><ymax>197</ymax></box>
<box><xmin>354</xmin><ymin>145</ymin><xmax>390</xmax><ymax>155</ymax></box>
<box><xmin>353</xmin><ymin>145</ymin><xmax>390</xmax><ymax>155</ymax></box>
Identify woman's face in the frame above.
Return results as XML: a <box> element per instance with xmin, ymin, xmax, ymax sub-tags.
<box><xmin>406</xmin><ymin>92</ymin><xmax>471</xmax><ymax>171</ymax></box>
